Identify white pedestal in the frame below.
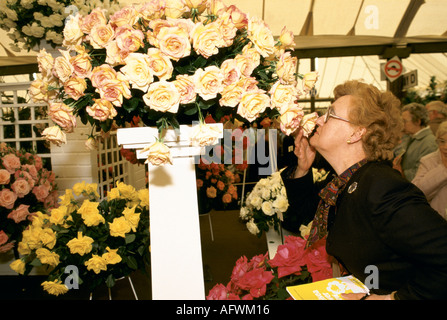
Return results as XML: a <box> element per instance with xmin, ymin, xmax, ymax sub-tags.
<box><xmin>117</xmin><ymin>124</ymin><xmax>222</xmax><ymax>300</ymax></box>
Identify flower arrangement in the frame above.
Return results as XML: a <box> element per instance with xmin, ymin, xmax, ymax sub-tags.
<box><xmin>0</xmin><ymin>143</ymin><xmax>58</xmax><ymax>254</ymax></box>
<box><xmin>240</xmin><ymin>170</ymin><xmax>288</xmax><ymax>237</ymax></box>
<box><xmin>28</xmin><ymin>0</ymin><xmax>317</xmax><ymax>165</ymax></box>
<box><xmin>207</xmin><ymin>229</ymin><xmax>333</xmax><ymax>300</ymax></box>
<box><xmin>9</xmin><ymin>180</ymin><xmax>150</xmax><ymax>296</ymax></box>
<box><xmin>0</xmin><ymin>0</ymin><xmax>120</xmax><ymax>52</ymax></box>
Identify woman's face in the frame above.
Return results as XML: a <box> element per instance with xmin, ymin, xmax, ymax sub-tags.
<box><xmin>402</xmin><ymin>110</ymin><xmax>421</xmax><ymax>135</ymax></box>
<box><xmin>310</xmin><ymin>95</ymin><xmax>355</xmax><ymax>156</ymax></box>
<box><xmin>438</xmin><ymin>133</ymin><xmax>447</xmax><ymax>159</ymax></box>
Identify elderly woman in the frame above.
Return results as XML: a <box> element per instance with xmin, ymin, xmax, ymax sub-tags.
<box><xmin>283</xmin><ymin>80</ymin><xmax>447</xmax><ymax>300</ymax></box>
<box><xmin>412</xmin><ymin>121</ymin><xmax>447</xmax><ymax>219</ymax></box>
<box><xmin>393</xmin><ymin>102</ymin><xmax>438</xmax><ymax>181</ymax></box>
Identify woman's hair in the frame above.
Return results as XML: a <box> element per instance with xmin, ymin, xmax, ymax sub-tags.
<box><xmin>436</xmin><ymin>121</ymin><xmax>447</xmax><ymax>139</ymax></box>
<box><xmin>333</xmin><ymin>80</ymin><xmax>403</xmax><ymax>161</ymax></box>
<box><xmin>402</xmin><ymin>102</ymin><xmax>430</xmax><ymax>127</ymax></box>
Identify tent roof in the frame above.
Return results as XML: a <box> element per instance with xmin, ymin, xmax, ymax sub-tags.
<box><xmin>1</xmin><ymin>0</ymin><xmax>446</xmax><ymax>94</ymax></box>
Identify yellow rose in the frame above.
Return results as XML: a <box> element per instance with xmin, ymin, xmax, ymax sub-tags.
<box><xmin>39</xmin><ymin>227</ymin><xmax>57</xmax><ymax>249</ymax></box>
<box><xmin>109</xmin><ymin>6</ymin><xmax>140</xmax><ymax>28</ymax></box>
<box><xmin>237</xmin><ymin>90</ymin><xmax>271</xmax><ymax>122</ymax></box>
<box><xmin>269</xmin><ymin>81</ymin><xmax>299</xmax><ymax>111</ymax></box>
<box><xmin>219</xmin><ymin>82</ymin><xmax>243</xmax><ymax>108</ymax></box>
<box><xmin>85</xmin><ymin>183</ymin><xmax>100</xmax><ymax>197</ymax></box>
<box><xmin>247</xmin><ymin>17</ymin><xmax>275</xmax><ymax>58</ymax></box>
<box><xmin>123</xmin><ymin>205</ymin><xmax>140</xmax><ymax>232</ymax></box>
<box><xmin>193</xmin><ymin>66</ymin><xmax>224</xmax><ymax>101</ymax></box>
<box><xmin>155</xmin><ymin>26</ymin><xmax>191</xmax><ymax>61</ymax></box>
<box><xmin>189</xmin><ymin>123</ymin><xmax>222</xmax><ymax>147</ymax></box>
<box><xmin>36</xmin><ymin>248</ymin><xmax>60</xmax><ymax>267</ymax></box>
<box><xmin>85</xmin><ymin>255</ymin><xmax>108</xmax><ymax>274</ymax></box>
<box><xmin>278</xmin><ymin>26</ymin><xmax>296</xmax><ymax>50</ymax></box>
<box><xmin>102</xmin><ymin>247</ymin><xmax>122</xmax><ymax>265</ymax></box>
<box><xmin>121</xmin><ymin>53</ymin><xmax>154</xmax><ymax>92</ymax></box>
<box><xmin>49</xmin><ymin>205</ymin><xmax>68</xmax><ymax>225</ymax></box>
<box><xmin>53</xmin><ymin>50</ymin><xmax>74</xmax><ymax>84</ymax></box>
<box><xmin>173</xmin><ymin>74</ymin><xmax>196</xmax><ymax>104</ymax></box>
<box><xmin>63</xmin><ymin>14</ymin><xmax>84</xmax><ymax>48</ymax></box>
<box><xmin>80</xmin><ymin>8</ymin><xmax>107</xmax><ymax>34</ymax></box>
<box><xmin>137</xmin><ymin>189</ymin><xmax>149</xmax><ymax>208</ymax></box>
<box><xmin>279</xmin><ymin>104</ymin><xmax>304</xmax><ymax>136</ymax></box>
<box><xmin>90</xmin><ymin>23</ymin><xmax>115</xmax><ymax>49</ymax></box>
<box><xmin>109</xmin><ymin>216</ymin><xmax>132</xmax><ymax>238</ymax></box>
<box><xmin>78</xmin><ymin>200</ymin><xmax>105</xmax><ymax>227</ymax></box>
<box><xmin>276</xmin><ymin>51</ymin><xmax>298</xmax><ymax>85</ymax></box>
<box><xmin>70</xmin><ymin>47</ymin><xmax>92</xmax><ymax>78</ymax></box>
<box><xmin>142</xmin><ymin>141</ymin><xmax>173</xmax><ymax>166</ymax></box>
<box><xmin>143</xmin><ymin>80</ymin><xmax>180</xmax><ymax>113</ymax></box>
<box><xmin>72</xmin><ymin>181</ymin><xmax>86</xmax><ymax>196</ymax></box>
<box><xmin>42</xmin><ymin>125</ymin><xmax>67</xmax><ymax>146</ymax></box>
<box><xmin>97</xmin><ymin>74</ymin><xmax>131</xmax><ymax>107</ymax></box>
<box><xmin>64</xmin><ymin>76</ymin><xmax>87</xmax><ymax>101</ymax></box>
<box><xmin>36</xmin><ymin>48</ymin><xmax>54</xmax><ymax>80</ymax></box>
<box><xmin>41</xmin><ymin>280</ymin><xmax>69</xmax><ymax>296</ymax></box>
<box><xmin>28</xmin><ymin>79</ymin><xmax>57</xmax><ymax>103</ymax></box>
<box><xmin>115</xmin><ymin>26</ymin><xmax>145</xmax><ymax>54</ymax></box>
<box><xmin>106</xmin><ymin>187</ymin><xmax>121</xmax><ymax>201</ymax></box>
<box><xmin>164</xmin><ymin>0</ymin><xmax>189</xmax><ymax>18</ymax></box>
<box><xmin>116</xmin><ymin>181</ymin><xmax>137</xmax><ymax>201</ymax></box>
<box><xmin>146</xmin><ymin>47</ymin><xmax>174</xmax><ymax>81</ymax></box>
<box><xmin>66</xmin><ymin>231</ymin><xmax>94</xmax><ymax>256</ymax></box>
<box><xmin>86</xmin><ymin>98</ymin><xmax>117</xmax><ymax>122</ymax></box>
<box><xmin>10</xmin><ymin>259</ymin><xmax>26</xmax><ymax>275</ymax></box>
<box><xmin>48</xmin><ymin>102</ymin><xmax>77</xmax><ymax>133</ymax></box>
<box><xmin>302</xmin><ymin>71</ymin><xmax>319</xmax><ymax>93</ymax></box>
<box><xmin>191</xmin><ymin>21</ymin><xmax>225</xmax><ymax>59</ymax></box>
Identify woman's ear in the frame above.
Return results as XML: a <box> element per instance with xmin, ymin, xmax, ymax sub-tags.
<box><xmin>349</xmin><ymin>127</ymin><xmax>366</xmax><ymax>144</ymax></box>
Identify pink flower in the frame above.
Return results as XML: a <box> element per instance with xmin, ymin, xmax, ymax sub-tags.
<box><xmin>0</xmin><ymin>169</ymin><xmax>11</xmax><ymax>184</ymax></box>
<box><xmin>235</xmin><ymin>267</ymin><xmax>274</xmax><ymax>298</ymax></box>
<box><xmin>304</xmin><ymin>239</ymin><xmax>333</xmax><ymax>282</ymax></box>
<box><xmin>207</xmin><ymin>284</ymin><xmax>235</xmax><ymax>300</ymax></box>
<box><xmin>0</xmin><ymin>188</ymin><xmax>17</xmax><ymax>209</ymax></box>
<box><xmin>32</xmin><ymin>184</ymin><xmax>50</xmax><ymax>202</ymax></box>
<box><xmin>268</xmin><ymin>236</ymin><xmax>307</xmax><ymax>278</ymax></box>
<box><xmin>11</xmin><ymin>179</ymin><xmax>31</xmax><ymax>198</ymax></box>
<box><xmin>2</xmin><ymin>153</ymin><xmax>21</xmax><ymax>173</ymax></box>
<box><xmin>0</xmin><ymin>230</ymin><xmax>8</xmax><ymax>245</ymax></box>
<box><xmin>7</xmin><ymin>204</ymin><xmax>31</xmax><ymax>223</ymax></box>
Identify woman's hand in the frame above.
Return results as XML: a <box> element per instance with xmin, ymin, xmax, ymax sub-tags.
<box><xmin>293</xmin><ymin>128</ymin><xmax>316</xmax><ymax>178</ymax></box>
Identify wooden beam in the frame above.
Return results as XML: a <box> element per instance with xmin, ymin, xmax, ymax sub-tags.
<box><xmin>0</xmin><ymin>63</ymin><xmax>38</xmax><ymax>76</ymax></box>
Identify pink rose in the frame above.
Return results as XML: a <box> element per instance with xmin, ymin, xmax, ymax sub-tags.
<box><xmin>20</xmin><ymin>164</ymin><xmax>38</xmax><ymax>180</ymax></box>
<box><xmin>0</xmin><ymin>241</ymin><xmax>14</xmax><ymax>253</ymax></box>
<box><xmin>268</xmin><ymin>236</ymin><xmax>307</xmax><ymax>278</ymax></box>
<box><xmin>0</xmin><ymin>169</ymin><xmax>11</xmax><ymax>184</ymax></box>
<box><xmin>2</xmin><ymin>154</ymin><xmax>21</xmax><ymax>174</ymax></box>
<box><xmin>0</xmin><ymin>189</ymin><xmax>17</xmax><ymax>209</ymax></box>
<box><xmin>11</xmin><ymin>179</ymin><xmax>31</xmax><ymax>198</ymax></box>
<box><xmin>32</xmin><ymin>184</ymin><xmax>50</xmax><ymax>202</ymax></box>
<box><xmin>235</xmin><ymin>268</ymin><xmax>274</xmax><ymax>298</ymax></box>
<box><xmin>7</xmin><ymin>204</ymin><xmax>31</xmax><ymax>223</ymax></box>
<box><xmin>304</xmin><ymin>239</ymin><xmax>333</xmax><ymax>282</ymax></box>
<box><xmin>207</xmin><ymin>284</ymin><xmax>232</xmax><ymax>300</ymax></box>
<box><xmin>0</xmin><ymin>230</ymin><xmax>8</xmax><ymax>245</ymax></box>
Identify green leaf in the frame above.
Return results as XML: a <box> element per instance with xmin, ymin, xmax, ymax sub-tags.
<box><xmin>125</xmin><ymin>234</ymin><xmax>136</xmax><ymax>244</ymax></box>
<box><xmin>106</xmin><ymin>274</ymin><xmax>115</xmax><ymax>288</ymax></box>
<box><xmin>126</xmin><ymin>256</ymin><xmax>139</xmax><ymax>270</ymax></box>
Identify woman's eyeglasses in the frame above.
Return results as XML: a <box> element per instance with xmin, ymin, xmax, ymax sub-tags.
<box><xmin>323</xmin><ymin>106</ymin><xmax>351</xmax><ymax>124</ymax></box>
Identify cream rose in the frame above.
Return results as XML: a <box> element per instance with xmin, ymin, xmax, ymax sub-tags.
<box><xmin>36</xmin><ymin>49</ymin><xmax>54</xmax><ymax>80</ymax></box>
<box><xmin>302</xmin><ymin>71</ymin><xmax>319</xmax><ymax>93</ymax></box>
<box><xmin>194</xmin><ymin>66</ymin><xmax>224</xmax><ymax>100</ymax></box>
<box><xmin>155</xmin><ymin>26</ymin><xmax>191</xmax><ymax>61</ymax></box>
<box><xmin>219</xmin><ymin>82</ymin><xmax>243</xmax><ymax>108</ymax></box>
<box><xmin>276</xmin><ymin>51</ymin><xmax>298</xmax><ymax>85</ymax></box>
<box><xmin>28</xmin><ymin>79</ymin><xmax>57</xmax><ymax>103</ymax></box>
<box><xmin>143</xmin><ymin>141</ymin><xmax>173</xmax><ymax>166</ymax></box>
<box><xmin>278</xmin><ymin>26</ymin><xmax>296</xmax><ymax>50</ymax></box>
<box><xmin>42</xmin><ymin>126</ymin><xmax>67</xmax><ymax>146</ymax></box>
<box><xmin>279</xmin><ymin>104</ymin><xmax>304</xmax><ymax>136</ymax></box>
<box><xmin>115</xmin><ymin>26</ymin><xmax>145</xmax><ymax>55</ymax></box>
<box><xmin>53</xmin><ymin>50</ymin><xmax>74</xmax><ymax>84</ymax></box>
<box><xmin>89</xmin><ymin>23</ymin><xmax>115</xmax><ymax>49</ymax></box>
<box><xmin>189</xmin><ymin>123</ymin><xmax>222</xmax><ymax>147</ymax></box>
<box><xmin>81</xmin><ymin>8</ymin><xmax>107</xmax><ymax>34</ymax></box>
<box><xmin>173</xmin><ymin>74</ymin><xmax>196</xmax><ymax>104</ymax></box>
<box><xmin>64</xmin><ymin>76</ymin><xmax>87</xmax><ymax>101</ymax></box>
<box><xmin>70</xmin><ymin>47</ymin><xmax>92</xmax><ymax>78</ymax></box>
<box><xmin>121</xmin><ymin>53</ymin><xmax>154</xmax><ymax>92</ymax></box>
<box><xmin>109</xmin><ymin>6</ymin><xmax>140</xmax><ymax>28</ymax></box>
<box><xmin>146</xmin><ymin>48</ymin><xmax>174</xmax><ymax>81</ymax></box>
<box><xmin>86</xmin><ymin>99</ymin><xmax>117</xmax><ymax>121</ymax></box>
<box><xmin>143</xmin><ymin>80</ymin><xmax>180</xmax><ymax>113</ymax></box>
<box><xmin>63</xmin><ymin>13</ymin><xmax>84</xmax><ymax>48</ymax></box>
<box><xmin>300</xmin><ymin>112</ymin><xmax>319</xmax><ymax>137</ymax></box>
<box><xmin>247</xmin><ymin>17</ymin><xmax>275</xmax><ymax>58</ymax></box>
<box><xmin>48</xmin><ymin>102</ymin><xmax>77</xmax><ymax>133</ymax></box>
<box><xmin>237</xmin><ymin>90</ymin><xmax>270</xmax><ymax>122</ymax></box>
<box><xmin>97</xmin><ymin>74</ymin><xmax>131</xmax><ymax>107</ymax></box>
<box><xmin>191</xmin><ymin>21</ymin><xmax>225</xmax><ymax>59</ymax></box>
<box><xmin>269</xmin><ymin>81</ymin><xmax>300</xmax><ymax>111</ymax></box>
<box><xmin>164</xmin><ymin>0</ymin><xmax>189</xmax><ymax>18</ymax></box>
<box><xmin>220</xmin><ymin>59</ymin><xmax>241</xmax><ymax>86</ymax></box>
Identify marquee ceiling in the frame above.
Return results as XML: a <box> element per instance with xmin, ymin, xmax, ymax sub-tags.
<box><xmin>1</xmin><ymin>0</ymin><xmax>446</xmax><ymax>97</ymax></box>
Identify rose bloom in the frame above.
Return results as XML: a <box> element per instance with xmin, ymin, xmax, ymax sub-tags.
<box><xmin>2</xmin><ymin>153</ymin><xmax>21</xmax><ymax>173</ymax></box>
<box><xmin>29</xmin><ymin>79</ymin><xmax>57</xmax><ymax>103</ymax></box>
<box><xmin>189</xmin><ymin>123</ymin><xmax>222</xmax><ymax>147</ymax></box>
<box><xmin>304</xmin><ymin>239</ymin><xmax>333</xmax><ymax>281</ymax></box>
<box><xmin>85</xmin><ymin>255</ymin><xmax>108</xmax><ymax>274</ymax></box>
<box><xmin>247</xmin><ymin>17</ymin><xmax>275</xmax><ymax>58</ymax></box>
<box><xmin>207</xmin><ymin>283</ymin><xmax>232</xmax><ymax>300</ymax></box>
<box><xmin>0</xmin><ymin>169</ymin><xmax>10</xmax><ymax>184</ymax></box>
<box><xmin>10</xmin><ymin>259</ymin><xmax>26</xmax><ymax>275</ymax></box>
<box><xmin>53</xmin><ymin>50</ymin><xmax>74</xmax><ymax>84</ymax></box>
<box><xmin>48</xmin><ymin>102</ymin><xmax>77</xmax><ymax>133</ymax></box>
<box><xmin>143</xmin><ymin>81</ymin><xmax>180</xmax><ymax>113</ymax></box>
<box><xmin>164</xmin><ymin>0</ymin><xmax>189</xmax><ymax>18</ymax></box>
<box><xmin>139</xmin><ymin>0</ymin><xmax>166</xmax><ymax>21</ymax></box>
<box><xmin>269</xmin><ymin>81</ymin><xmax>300</xmax><ymax>111</ymax></box>
<box><xmin>222</xmin><ymin>193</ymin><xmax>232</xmax><ymax>204</ymax></box>
<box><xmin>77</xmin><ymin>200</ymin><xmax>105</xmax><ymax>227</ymax></box>
<box><xmin>146</xmin><ymin>48</ymin><xmax>174</xmax><ymax>81</ymax></box>
<box><xmin>89</xmin><ymin>23</ymin><xmax>115</xmax><ymax>49</ymax></box>
<box><xmin>90</xmin><ymin>64</ymin><xmax>118</xmax><ymax>89</ymax></box>
<box><xmin>70</xmin><ymin>47</ymin><xmax>92</xmax><ymax>78</ymax></box>
<box><xmin>109</xmin><ymin>6</ymin><xmax>140</xmax><ymax>28</ymax></box>
<box><xmin>300</xmin><ymin>112</ymin><xmax>319</xmax><ymax>137</ymax></box>
<box><xmin>115</xmin><ymin>26</ymin><xmax>145</xmax><ymax>55</ymax></box>
<box><xmin>206</xmin><ymin>186</ymin><xmax>217</xmax><ymax>198</ymax></box>
<box><xmin>11</xmin><ymin>179</ymin><xmax>31</xmax><ymax>198</ymax></box>
<box><xmin>64</xmin><ymin>76</ymin><xmax>87</xmax><ymax>101</ymax></box>
<box><xmin>279</xmin><ymin>105</ymin><xmax>304</xmax><ymax>136</ymax></box>
<box><xmin>66</xmin><ymin>231</ymin><xmax>94</xmax><ymax>256</ymax></box>
<box><xmin>173</xmin><ymin>74</ymin><xmax>196</xmax><ymax>104</ymax></box>
<box><xmin>220</xmin><ymin>59</ymin><xmax>241</xmax><ymax>86</ymax></box>
<box><xmin>194</xmin><ymin>66</ymin><xmax>224</xmax><ymax>100</ymax></box>
<box><xmin>7</xmin><ymin>204</ymin><xmax>30</xmax><ymax>223</ymax></box>
<box><xmin>143</xmin><ymin>141</ymin><xmax>173</xmax><ymax>166</ymax></box>
<box><xmin>278</xmin><ymin>26</ymin><xmax>296</xmax><ymax>50</ymax></box>
<box><xmin>268</xmin><ymin>236</ymin><xmax>307</xmax><ymax>278</ymax></box>
<box><xmin>302</xmin><ymin>71</ymin><xmax>319</xmax><ymax>93</ymax></box>
<box><xmin>121</xmin><ymin>52</ymin><xmax>154</xmax><ymax>92</ymax></box>
<box><xmin>276</xmin><ymin>51</ymin><xmax>298</xmax><ymax>85</ymax></box>
<box><xmin>226</xmin><ymin>5</ymin><xmax>248</xmax><ymax>29</ymax></box>
<box><xmin>41</xmin><ymin>280</ymin><xmax>68</xmax><ymax>296</ymax></box>
<box><xmin>32</xmin><ymin>184</ymin><xmax>50</xmax><ymax>202</ymax></box>
<box><xmin>191</xmin><ymin>21</ymin><xmax>225</xmax><ymax>59</ymax></box>
<box><xmin>155</xmin><ymin>26</ymin><xmax>191</xmax><ymax>61</ymax></box>
<box><xmin>219</xmin><ymin>82</ymin><xmax>243</xmax><ymax>108</ymax></box>
<box><xmin>36</xmin><ymin>248</ymin><xmax>60</xmax><ymax>267</ymax></box>
<box><xmin>237</xmin><ymin>90</ymin><xmax>270</xmax><ymax>122</ymax></box>
<box><xmin>36</xmin><ymin>48</ymin><xmax>54</xmax><ymax>80</ymax></box>
<box><xmin>105</xmin><ymin>40</ymin><xmax>126</xmax><ymax>66</ymax></box>
<box><xmin>215</xmin><ymin>12</ymin><xmax>238</xmax><ymax>46</ymax></box>
<box><xmin>109</xmin><ymin>216</ymin><xmax>132</xmax><ymax>238</ymax></box>
<box><xmin>97</xmin><ymin>76</ymin><xmax>131</xmax><ymax>107</ymax></box>
<box><xmin>236</xmin><ymin>267</ymin><xmax>274</xmax><ymax>298</ymax></box>
<box><xmin>102</xmin><ymin>247</ymin><xmax>122</xmax><ymax>265</ymax></box>
<box><xmin>80</xmin><ymin>8</ymin><xmax>107</xmax><ymax>34</ymax></box>
<box><xmin>42</xmin><ymin>126</ymin><xmax>67</xmax><ymax>146</ymax></box>
<box><xmin>0</xmin><ymin>230</ymin><xmax>8</xmax><ymax>246</ymax></box>
<box><xmin>63</xmin><ymin>13</ymin><xmax>84</xmax><ymax>48</ymax></box>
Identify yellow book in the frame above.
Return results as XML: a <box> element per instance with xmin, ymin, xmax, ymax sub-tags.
<box><xmin>286</xmin><ymin>275</ymin><xmax>369</xmax><ymax>300</ymax></box>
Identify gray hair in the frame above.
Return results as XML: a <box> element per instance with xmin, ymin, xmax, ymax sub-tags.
<box><xmin>402</xmin><ymin>102</ymin><xmax>430</xmax><ymax>127</ymax></box>
<box><xmin>426</xmin><ymin>100</ymin><xmax>447</xmax><ymax>117</ymax></box>
<box><xmin>436</xmin><ymin>121</ymin><xmax>447</xmax><ymax>138</ymax></box>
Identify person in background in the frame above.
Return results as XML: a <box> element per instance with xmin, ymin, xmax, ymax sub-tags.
<box><xmin>412</xmin><ymin>121</ymin><xmax>447</xmax><ymax>219</ymax></box>
<box><xmin>393</xmin><ymin>103</ymin><xmax>438</xmax><ymax>181</ymax></box>
<box><xmin>426</xmin><ymin>100</ymin><xmax>447</xmax><ymax>135</ymax></box>
<box><xmin>285</xmin><ymin>80</ymin><xmax>447</xmax><ymax>299</ymax></box>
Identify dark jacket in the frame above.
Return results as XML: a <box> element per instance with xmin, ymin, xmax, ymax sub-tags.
<box><xmin>282</xmin><ymin>160</ymin><xmax>447</xmax><ymax>299</ymax></box>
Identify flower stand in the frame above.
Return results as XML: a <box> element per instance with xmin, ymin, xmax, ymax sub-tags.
<box><xmin>117</xmin><ymin>124</ymin><xmax>222</xmax><ymax>300</ymax></box>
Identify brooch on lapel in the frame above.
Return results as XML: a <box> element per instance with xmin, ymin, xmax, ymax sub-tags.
<box><xmin>347</xmin><ymin>182</ymin><xmax>358</xmax><ymax>194</ymax></box>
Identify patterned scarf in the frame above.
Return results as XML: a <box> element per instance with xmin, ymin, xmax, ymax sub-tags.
<box><xmin>306</xmin><ymin>159</ymin><xmax>367</xmax><ymax>248</ymax></box>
